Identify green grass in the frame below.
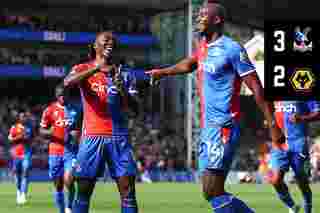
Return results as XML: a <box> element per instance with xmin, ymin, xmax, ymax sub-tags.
<box><xmin>0</xmin><ymin>182</ymin><xmax>319</xmax><ymax>212</ymax></box>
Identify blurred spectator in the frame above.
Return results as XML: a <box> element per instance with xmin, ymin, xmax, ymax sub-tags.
<box><xmin>0</xmin><ymin>9</ymin><xmax>151</xmax><ymax>34</ymax></box>
<box><xmin>310</xmin><ymin>141</ymin><xmax>320</xmax><ymax>182</ymax></box>
<box><xmin>0</xmin><ymin>79</ymin><xmax>188</xmax><ymax>178</ymax></box>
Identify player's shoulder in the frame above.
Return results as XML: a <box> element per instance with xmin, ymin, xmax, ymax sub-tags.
<box><xmin>222</xmin><ymin>36</ymin><xmax>243</xmax><ymax>52</ymax></box>
<box><xmin>72</xmin><ymin>61</ymin><xmax>94</xmax><ymax>73</ymax></box>
<box><xmin>45</xmin><ymin>101</ymin><xmax>59</xmax><ymax>111</ymax></box>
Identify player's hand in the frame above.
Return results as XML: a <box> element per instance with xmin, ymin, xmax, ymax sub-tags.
<box><xmin>112</xmin><ymin>68</ymin><xmax>125</xmax><ymax>95</ymax></box>
<box><xmin>103</xmin><ymin>47</ymin><xmax>113</xmax><ymax>59</ymax></box>
<box><xmin>145</xmin><ymin>69</ymin><xmax>163</xmax><ymax>86</ymax></box>
<box><xmin>145</xmin><ymin>69</ymin><xmax>163</xmax><ymax>78</ymax></box>
<box><xmin>289</xmin><ymin>114</ymin><xmax>302</xmax><ymax>123</ymax></box>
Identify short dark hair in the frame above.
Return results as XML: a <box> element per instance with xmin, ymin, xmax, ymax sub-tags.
<box><xmin>205</xmin><ymin>0</ymin><xmax>226</xmax><ymax>22</ymax></box>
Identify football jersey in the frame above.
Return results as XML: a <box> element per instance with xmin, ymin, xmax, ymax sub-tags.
<box><xmin>71</xmin><ymin>62</ymin><xmax>136</xmax><ymax>136</ymax></box>
<box><xmin>40</xmin><ymin>101</ymin><xmax>80</xmax><ymax>155</ymax></box>
<box><xmin>194</xmin><ymin>35</ymin><xmax>256</xmax><ymax>128</ymax></box>
<box><xmin>274</xmin><ymin>101</ymin><xmax>320</xmax><ymax>143</ymax></box>
<box><xmin>8</xmin><ymin>123</ymin><xmax>30</xmax><ymax>159</ymax></box>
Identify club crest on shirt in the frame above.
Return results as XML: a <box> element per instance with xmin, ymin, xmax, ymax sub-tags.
<box><xmin>203</xmin><ymin>63</ymin><xmax>216</xmax><ymax>74</ymax></box>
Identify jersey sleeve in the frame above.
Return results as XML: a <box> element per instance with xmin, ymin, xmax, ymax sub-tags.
<box><xmin>40</xmin><ymin>107</ymin><xmax>52</xmax><ymax>128</ymax></box>
<box><xmin>8</xmin><ymin>126</ymin><xmax>17</xmax><ymax>139</ymax></box>
<box><xmin>70</xmin><ymin>63</ymin><xmax>93</xmax><ymax>91</ymax></box>
<box><xmin>70</xmin><ymin>64</ymin><xmax>84</xmax><ymax>75</ymax></box>
<box><xmin>231</xmin><ymin>45</ymin><xmax>256</xmax><ymax>77</ymax></box>
<box><xmin>307</xmin><ymin>101</ymin><xmax>320</xmax><ymax>112</ymax></box>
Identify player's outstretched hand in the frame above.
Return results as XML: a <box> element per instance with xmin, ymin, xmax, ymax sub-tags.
<box><xmin>145</xmin><ymin>69</ymin><xmax>163</xmax><ymax>86</ymax></box>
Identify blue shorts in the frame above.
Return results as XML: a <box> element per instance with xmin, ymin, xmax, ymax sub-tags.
<box><xmin>73</xmin><ymin>135</ymin><xmax>137</xmax><ymax>180</ymax></box>
<box><xmin>198</xmin><ymin>123</ymin><xmax>240</xmax><ymax>175</ymax></box>
<box><xmin>12</xmin><ymin>156</ymin><xmax>32</xmax><ymax>174</ymax></box>
<box><xmin>49</xmin><ymin>150</ymin><xmax>77</xmax><ymax>179</ymax></box>
<box><xmin>270</xmin><ymin>142</ymin><xmax>310</xmax><ymax>178</ymax></box>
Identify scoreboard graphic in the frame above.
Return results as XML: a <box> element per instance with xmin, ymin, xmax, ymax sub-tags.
<box><xmin>265</xmin><ymin>21</ymin><xmax>319</xmax><ymax>100</ymax></box>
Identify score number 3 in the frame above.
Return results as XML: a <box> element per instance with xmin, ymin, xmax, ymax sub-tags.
<box><xmin>274</xmin><ymin>30</ymin><xmax>285</xmax><ymax>52</ymax></box>
<box><xmin>274</xmin><ymin>65</ymin><xmax>285</xmax><ymax>87</ymax></box>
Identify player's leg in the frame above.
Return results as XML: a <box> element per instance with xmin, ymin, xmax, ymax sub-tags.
<box><xmin>64</xmin><ymin>152</ymin><xmax>76</xmax><ymax>213</ymax></box>
<box><xmin>106</xmin><ymin>136</ymin><xmax>138</xmax><ymax>213</ymax></box>
<box><xmin>292</xmin><ymin>150</ymin><xmax>312</xmax><ymax>213</ymax></box>
<box><xmin>72</xmin><ymin>178</ymin><xmax>96</xmax><ymax>213</ymax></box>
<box><xmin>72</xmin><ymin>136</ymin><xmax>106</xmax><ymax>213</ymax></box>
<box><xmin>20</xmin><ymin>156</ymin><xmax>32</xmax><ymax>203</ymax></box>
<box><xmin>269</xmin><ymin>149</ymin><xmax>299</xmax><ymax>212</ymax></box>
<box><xmin>49</xmin><ymin>155</ymin><xmax>66</xmax><ymax>213</ymax></box>
<box><xmin>116</xmin><ymin>176</ymin><xmax>138</xmax><ymax>213</ymax></box>
<box><xmin>199</xmin><ymin>124</ymin><xmax>254</xmax><ymax>212</ymax></box>
<box><xmin>64</xmin><ymin>171</ymin><xmax>75</xmax><ymax>213</ymax></box>
<box><xmin>13</xmin><ymin>159</ymin><xmax>23</xmax><ymax>204</ymax></box>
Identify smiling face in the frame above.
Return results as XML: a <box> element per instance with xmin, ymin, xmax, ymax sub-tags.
<box><xmin>196</xmin><ymin>2</ymin><xmax>225</xmax><ymax>36</ymax></box>
<box><xmin>94</xmin><ymin>31</ymin><xmax>117</xmax><ymax>60</ymax></box>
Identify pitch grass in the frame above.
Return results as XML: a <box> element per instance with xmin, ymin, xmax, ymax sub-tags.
<box><xmin>0</xmin><ymin>182</ymin><xmax>319</xmax><ymax>212</ymax></box>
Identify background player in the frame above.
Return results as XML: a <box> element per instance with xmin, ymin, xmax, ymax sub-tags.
<box><xmin>40</xmin><ymin>84</ymin><xmax>81</xmax><ymax>213</ymax></box>
<box><xmin>146</xmin><ymin>1</ymin><xmax>284</xmax><ymax>212</ymax></box>
<box><xmin>64</xmin><ymin>31</ymin><xmax>139</xmax><ymax>213</ymax></box>
<box><xmin>269</xmin><ymin>101</ymin><xmax>320</xmax><ymax>213</ymax></box>
<box><xmin>8</xmin><ymin>110</ymin><xmax>33</xmax><ymax>205</ymax></box>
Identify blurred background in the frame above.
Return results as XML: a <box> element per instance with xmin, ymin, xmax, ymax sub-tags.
<box><xmin>0</xmin><ymin>0</ymin><xmax>319</xmax><ymax>185</ymax></box>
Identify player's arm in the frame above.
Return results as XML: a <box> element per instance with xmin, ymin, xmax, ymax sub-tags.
<box><xmin>242</xmin><ymin>73</ymin><xmax>273</xmax><ymax>126</ymax></box>
<box><xmin>39</xmin><ymin>108</ymin><xmax>53</xmax><ymax>138</ymax></box>
<box><xmin>233</xmin><ymin>46</ymin><xmax>284</xmax><ymax>143</ymax></box>
<box><xmin>242</xmin><ymin>72</ymin><xmax>284</xmax><ymax>143</ymax></box>
<box><xmin>145</xmin><ymin>56</ymin><xmax>198</xmax><ymax>78</ymax></box>
<box><xmin>64</xmin><ymin>64</ymin><xmax>101</xmax><ymax>88</ymax></box>
<box><xmin>8</xmin><ymin>127</ymin><xmax>24</xmax><ymax>142</ymax></box>
<box><xmin>290</xmin><ymin>101</ymin><xmax>320</xmax><ymax>123</ymax></box>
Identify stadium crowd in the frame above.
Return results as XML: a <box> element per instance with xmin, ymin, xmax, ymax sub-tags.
<box><xmin>0</xmin><ymin>9</ymin><xmax>150</xmax><ymax>34</ymax></box>
<box><xmin>0</xmin><ymin>47</ymin><xmax>85</xmax><ymax>66</ymax></box>
<box><xmin>0</xmin><ymin>47</ymin><xmax>149</xmax><ymax>69</ymax></box>
<box><xmin>0</xmin><ymin>93</ymin><xmax>190</xmax><ymax>179</ymax></box>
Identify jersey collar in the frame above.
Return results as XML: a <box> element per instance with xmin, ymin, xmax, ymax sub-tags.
<box><xmin>207</xmin><ymin>35</ymin><xmax>225</xmax><ymax>48</ymax></box>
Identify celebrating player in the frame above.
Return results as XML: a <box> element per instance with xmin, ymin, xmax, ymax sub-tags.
<box><xmin>269</xmin><ymin>101</ymin><xmax>320</xmax><ymax>213</ymax></box>
<box><xmin>64</xmin><ymin>31</ymin><xmax>139</xmax><ymax>213</ymax></box>
<box><xmin>146</xmin><ymin>1</ymin><xmax>284</xmax><ymax>212</ymax></box>
<box><xmin>40</xmin><ymin>84</ymin><xmax>81</xmax><ymax>213</ymax></box>
<box><xmin>8</xmin><ymin>110</ymin><xmax>33</xmax><ymax>205</ymax></box>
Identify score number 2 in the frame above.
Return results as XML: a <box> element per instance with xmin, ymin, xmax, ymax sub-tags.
<box><xmin>274</xmin><ymin>30</ymin><xmax>285</xmax><ymax>52</ymax></box>
<box><xmin>273</xmin><ymin>65</ymin><xmax>285</xmax><ymax>87</ymax></box>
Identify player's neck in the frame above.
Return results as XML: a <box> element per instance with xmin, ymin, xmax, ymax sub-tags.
<box><xmin>56</xmin><ymin>101</ymin><xmax>64</xmax><ymax>107</ymax></box>
<box><xmin>206</xmin><ymin>32</ymin><xmax>222</xmax><ymax>44</ymax></box>
<box><xmin>95</xmin><ymin>55</ymin><xmax>111</xmax><ymax>66</ymax></box>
